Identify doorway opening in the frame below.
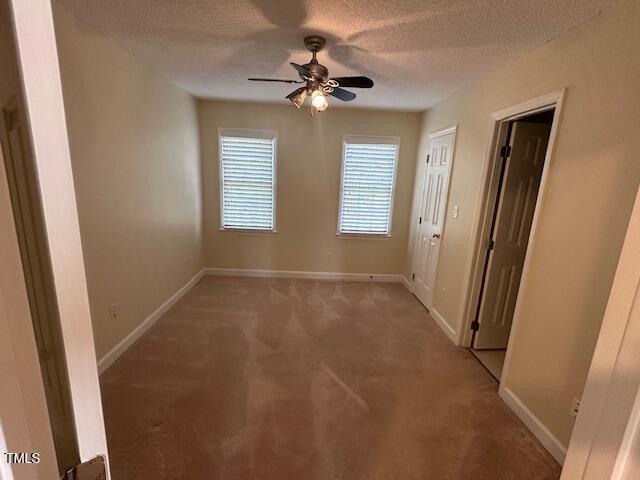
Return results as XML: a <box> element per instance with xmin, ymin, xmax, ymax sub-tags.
<box><xmin>469</xmin><ymin>108</ymin><xmax>556</xmax><ymax>380</ymax></box>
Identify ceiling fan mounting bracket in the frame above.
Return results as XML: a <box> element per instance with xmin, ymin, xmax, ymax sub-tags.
<box><xmin>304</xmin><ymin>35</ymin><xmax>326</xmax><ymax>53</ymax></box>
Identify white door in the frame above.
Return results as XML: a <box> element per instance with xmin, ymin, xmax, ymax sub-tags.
<box><xmin>1</xmin><ymin>1</ymin><xmax>109</xmax><ymax>478</ymax></box>
<box><xmin>412</xmin><ymin>130</ymin><xmax>455</xmax><ymax>309</ymax></box>
<box><xmin>474</xmin><ymin>121</ymin><xmax>551</xmax><ymax>349</ymax></box>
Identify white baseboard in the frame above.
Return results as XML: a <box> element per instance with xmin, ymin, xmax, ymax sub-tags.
<box><xmin>97</xmin><ymin>268</ymin><xmax>206</xmax><ymax>374</ymax></box>
<box><xmin>428</xmin><ymin>307</ymin><xmax>457</xmax><ymax>344</ymax></box>
<box><xmin>499</xmin><ymin>385</ymin><xmax>567</xmax><ymax>464</ymax></box>
<box><xmin>204</xmin><ymin>267</ymin><xmax>405</xmax><ymax>284</ymax></box>
<box><xmin>401</xmin><ymin>275</ymin><xmax>413</xmax><ymax>291</ymax></box>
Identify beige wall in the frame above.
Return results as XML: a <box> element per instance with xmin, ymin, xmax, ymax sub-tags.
<box><xmin>408</xmin><ymin>0</ymin><xmax>640</xmax><ymax>447</ymax></box>
<box><xmin>54</xmin><ymin>7</ymin><xmax>203</xmax><ymax>359</ymax></box>
<box><xmin>200</xmin><ymin>101</ymin><xmax>421</xmax><ymax>274</ymax></box>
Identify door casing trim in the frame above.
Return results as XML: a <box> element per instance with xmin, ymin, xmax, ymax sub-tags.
<box><xmin>457</xmin><ymin>90</ymin><xmax>567</xmax><ymax>372</ymax></box>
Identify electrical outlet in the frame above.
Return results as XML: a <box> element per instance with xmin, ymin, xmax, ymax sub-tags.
<box><xmin>569</xmin><ymin>397</ymin><xmax>581</xmax><ymax>417</ymax></box>
<box><xmin>452</xmin><ymin>205</ymin><xmax>460</xmax><ymax>218</ymax></box>
<box><xmin>109</xmin><ymin>304</ymin><xmax>119</xmax><ymax>320</ymax></box>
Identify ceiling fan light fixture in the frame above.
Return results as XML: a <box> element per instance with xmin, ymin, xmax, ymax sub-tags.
<box><xmin>311</xmin><ymin>89</ymin><xmax>328</xmax><ymax>111</ymax></box>
<box><xmin>289</xmin><ymin>88</ymin><xmax>307</xmax><ymax>109</ymax></box>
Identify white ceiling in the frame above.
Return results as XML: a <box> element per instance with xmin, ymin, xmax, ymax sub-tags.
<box><xmin>59</xmin><ymin>0</ymin><xmax>617</xmax><ymax>111</ymax></box>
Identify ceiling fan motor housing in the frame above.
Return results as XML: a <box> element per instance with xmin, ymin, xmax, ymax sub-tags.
<box><xmin>302</xmin><ymin>63</ymin><xmax>329</xmax><ymax>82</ymax></box>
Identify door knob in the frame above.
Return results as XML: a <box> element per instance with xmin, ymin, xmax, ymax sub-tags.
<box><xmin>432</xmin><ymin>233</ymin><xmax>441</xmax><ymax>239</ymax></box>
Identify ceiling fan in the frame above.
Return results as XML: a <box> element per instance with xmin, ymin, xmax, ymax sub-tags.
<box><xmin>248</xmin><ymin>35</ymin><xmax>374</xmax><ymax>113</ymax></box>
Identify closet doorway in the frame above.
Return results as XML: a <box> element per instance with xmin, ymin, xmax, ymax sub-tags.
<box><xmin>470</xmin><ymin>108</ymin><xmax>556</xmax><ymax>380</ymax></box>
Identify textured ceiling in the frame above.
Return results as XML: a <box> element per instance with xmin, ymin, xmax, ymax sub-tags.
<box><xmin>59</xmin><ymin>0</ymin><xmax>618</xmax><ymax>111</ymax></box>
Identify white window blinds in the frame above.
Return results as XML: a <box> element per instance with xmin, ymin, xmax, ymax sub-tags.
<box><xmin>339</xmin><ymin>136</ymin><xmax>399</xmax><ymax>235</ymax></box>
<box><xmin>219</xmin><ymin>129</ymin><xmax>276</xmax><ymax>230</ymax></box>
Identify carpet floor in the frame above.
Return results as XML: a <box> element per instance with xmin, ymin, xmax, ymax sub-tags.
<box><xmin>100</xmin><ymin>276</ymin><xmax>561</xmax><ymax>479</ymax></box>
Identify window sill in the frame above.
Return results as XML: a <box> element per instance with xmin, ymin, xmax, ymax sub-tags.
<box><xmin>336</xmin><ymin>232</ymin><xmax>392</xmax><ymax>241</ymax></box>
<box><xmin>219</xmin><ymin>227</ymin><xmax>278</xmax><ymax>236</ymax></box>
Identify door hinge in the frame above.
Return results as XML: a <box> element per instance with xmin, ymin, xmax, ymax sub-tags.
<box><xmin>63</xmin><ymin>455</ymin><xmax>106</xmax><ymax>480</ymax></box>
<box><xmin>411</xmin><ymin>273</ymin><xmax>415</xmax><ymax>281</ymax></box>
<box><xmin>500</xmin><ymin>145</ymin><xmax>512</xmax><ymax>158</ymax></box>
<box><xmin>487</xmin><ymin>239</ymin><xmax>495</xmax><ymax>250</ymax></box>
<box><xmin>426</xmin><ymin>154</ymin><xmax>430</xmax><ymax>163</ymax></box>
<box><xmin>418</xmin><ymin>216</ymin><xmax>422</xmax><ymax>224</ymax></box>
<box><xmin>471</xmin><ymin>320</ymin><xmax>480</xmax><ymax>331</ymax></box>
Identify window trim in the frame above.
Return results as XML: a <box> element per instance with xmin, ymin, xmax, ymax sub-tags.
<box><xmin>337</xmin><ymin>134</ymin><xmax>400</xmax><ymax>238</ymax></box>
<box><xmin>218</xmin><ymin>128</ymin><xmax>278</xmax><ymax>233</ymax></box>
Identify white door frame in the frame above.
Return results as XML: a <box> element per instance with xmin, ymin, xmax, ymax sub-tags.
<box><xmin>561</xmin><ymin>185</ymin><xmax>640</xmax><ymax>479</ymax></box>
<box><xmin>4</xmin><ymin>0</ymin><xmax>110</xmax><ymax>476</ymax></box>
<box><xmin>457</xmin><ymin>89</ymin><xmax>566</xmax><ymax>350</ymax></box>
<box><xmin>410</xmin><ymin>125</ymin><xmax>457</xmax><ymax>303</ymax></box>
<box><xmin>0</xmin><ymin>139</ymin><xmax>58</xmax><ymax>480</ymax></box>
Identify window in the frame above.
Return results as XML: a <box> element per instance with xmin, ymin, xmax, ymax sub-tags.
<box><xmin>219</xmin><ymin>129</ymin><xmax>276</xmax><ymax>231</ymax></box>
<box><xmin>338</xmin><ymin>136</ymin><xmax>399</xmax><ymax>235</ymax></box>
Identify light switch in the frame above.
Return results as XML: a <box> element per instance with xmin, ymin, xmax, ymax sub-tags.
<box><xmin>452</xmin><ymin>205</ymin><xmax>459</xmax><ymax>218</ymax></box>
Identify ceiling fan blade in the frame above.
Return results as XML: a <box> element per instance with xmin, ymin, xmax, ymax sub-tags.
<box><xmin>331</xmin><ymin>76</ymin><xmax>374</xmax><ymax>88</ymax></box>
<box><xmin>290</xmin><ymin>62</ymin><xmax>312</xmax><ymax>78</ymax></box>
<box><xmin>329</xmin><ymin>87</ymin><xmax>356</xmax><ymax>101</ymax></box>
<box><xmin>248</xmin><ymin>78</ymin><xmax>303</xmax><ymax>84</ymax></box>
<box><xmin>286</xmin><ymin>87</ymin><xmax>306</xmax><ymax>98</ymax></box>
